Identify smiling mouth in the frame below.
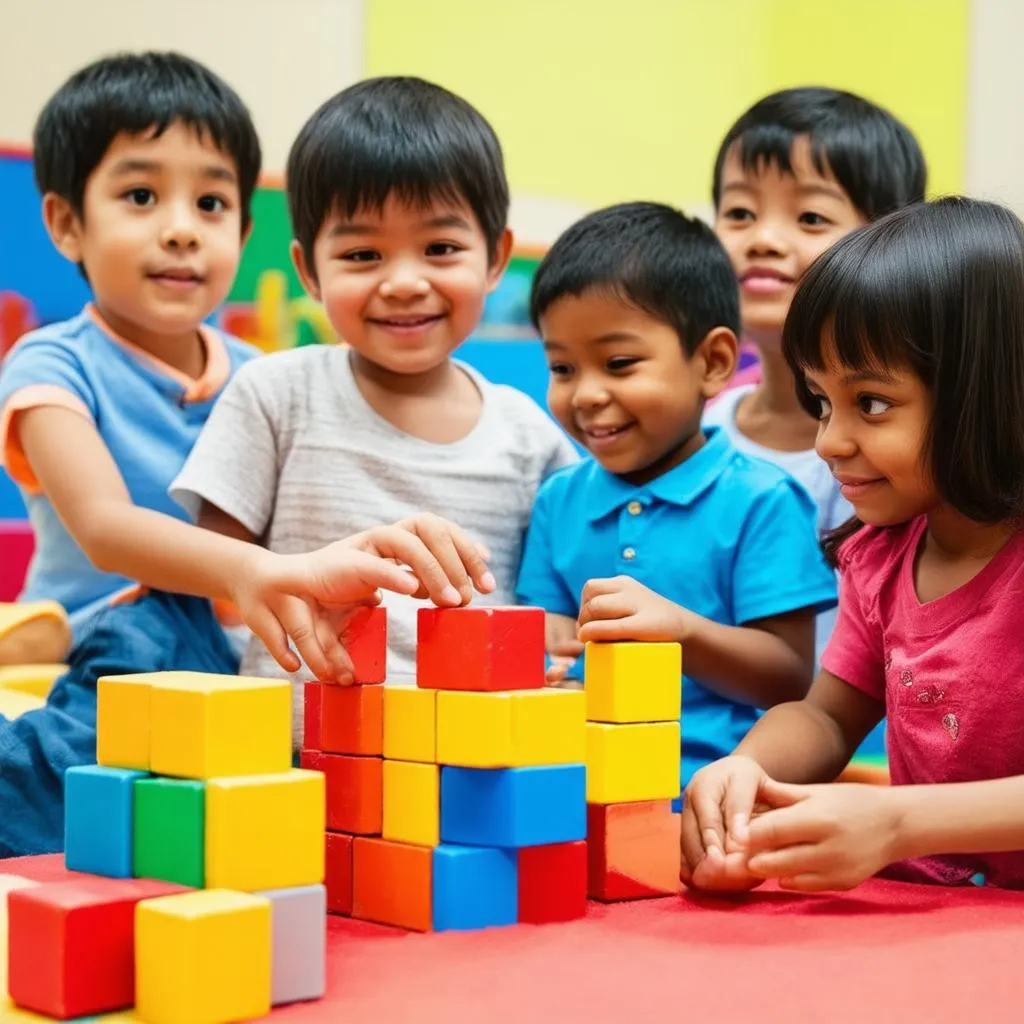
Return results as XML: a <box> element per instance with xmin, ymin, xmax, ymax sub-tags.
<box><xmin>148</xmin><ymin>269</ymin><xmax>204</xmax><ymax>285</ymax></box>
<box><xmin>369</xmin><ymin>314</ymin><xmax>444</xmax><ymax>328</ymax></box>
<box><xmin>581</xmin><ymin>423</ymin><xmax>635</xmax><ymax>447</ymax></box>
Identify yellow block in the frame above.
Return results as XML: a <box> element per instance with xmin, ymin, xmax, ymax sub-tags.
<box><xmin>436</xmin><ymin>689</ymin><xmax>585</xmax><ymax>767</ymax></box>
<box><xmin>135</xmin><ymin>889</ymin><xmax>271</xmax><ymax>1024</ymax></box>
<box><xmin>383</xmin><ymin>760</ymin><xmax>439</xmax><ymax>846</ymax></box>
<box><xmin>206</xmin><ymin>770</ymin><xmax>325</xmax><ymax>892</ymax></box>
<box><xmin>585</xmin><ymin>642</ymin><xmax>682</xmax><ymax>724</ymax></box>
<box><xmin>97</xmin><ymin>673</ymin><xmax>154</xmax><ymax>770</ymax></box>
<box><xmin>383</xmin><ymin>686</ymin><xmax>437</xmax><ymax>763</ymax></box>
<box><xmin>586</xmin><ymin>722</ymin><xmax>680</xmax><ymax>803</ymax></box>
<box><xmin>0</xmin><ymin>664</ymin><xmax>66</xmax><ymax>699</ymax></box>
<box><xmin>0</xmin><ymin>875</ymin><xmax>38</xmax><ymax>999</ymax></box>
<box><xmin>150</xmin><ymin>673</ymin><xmax>291</xmax><ymax>780</ymax></box>
<box><xmin>0</xmin><ymin>691</ymin><xmax>44</xmax><ymax>721</ymax></box>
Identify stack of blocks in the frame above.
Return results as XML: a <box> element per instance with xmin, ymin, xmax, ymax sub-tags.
<box><xmin>303</xmin><ymin>605</ymin><xmax>593</xmax><ymax>931</ymax></box>
<box><xmin>4</xmin><ymin>671</ymin><xmax>327</xmax><ymax>1022</ymax></box>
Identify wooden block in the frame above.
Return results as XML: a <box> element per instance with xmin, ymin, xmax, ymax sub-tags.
<box><xmin>97</xmin><ymin>673</ymin><xmax>155</xmax><ymax>771</ymax></box>
<box><xmin>0</xmin><ymin>876</ymin><xmax>38</xmax><ymax>999</ymax></box>
<box><xmin>432</xmin><ymin>845</ymin><xmax>517</xmax><ymax>931</ymax></box>
<box><xmin>150</xmin><ymin>673</ymin><xmax>291</xmax><ymax>780</ymax></box>
<box><xmin>65</xmin><ymin>765</ymin><xmax>148</xmax><ymax>878</ymax></box>
<box><xmin>416</xmin><ymin>606</ymin><xmax>545</xmax><ymax>691</ymax></box>
<box><xmin>344</xmin><ymin>606</ymin><xmax>388</xmax><ymax>683</ymax></box>
<box><xmin>0</xmin><ymin>663</ymin><xmax>65</xmax><ymax>699</ymax></box>
<box><xmin>304</xmin><ymin>682</ymin><xmax>322</xmax><ymax>750</ymax></box>
<box><xmin>206</xmin><ymin>770</ymin><xmax>325</xmax><ymax>892</ymax></box>
<box><xmin>382</xmin><ymin>686</ymin><xmax>436</xmax><ymax>762</ymax></box>
<box><xmin>436</xmin><ymin>689</ymin><xmax>585</xmax><ymax>767</ymax></box>
<box><xmin>133</xmin><ymin>777</ymin><xmax>205</xmax><ymax>888</ymax></box>
<box><xmin>320</xmin><ymin>682</ymin><xmax>384</xmax><ymax>755</ymax></box>
<box><xmin>586</xmin><ymin>722</ymin><xmax>679</xmax><ymax>803</ymax></box>
<box><xmin>518</xmin><ymin>841</ymin><xmax>588</xmax><ymax>923</ymax></box>
<box><xmin>352</xmin><ymin>837</ymin><xmax>432</xmax><ymax>932</ymax></box>
<box><xmin>0</xmin><ymin>691</ymin><xmax>43</xmax><ymax>720</ymax></box>
<box><xmin>7</xmin><ymin>876</ymin><xmax>183</xmax><ymax>1019</ymax></box>
<box><xmin>258</xmin><ymin>885</ymin><xmax>326</xmax><ymax>1005</ymax></box>
<box><xmin>584</xmin><ymin>641</ymin><xmax>682</xmax><ymax>723</ymax></box>
<box><xmin>587</xmin><ymin>801</ymin><xmax>681</xmax><ymax>901</ymax></box>
<box><xmin>300</xmin><ymin>750</ymin><xmax>382</xmax><ymax>835</ymax></box>
<box><xmin>324</xmin><ymin>832</ymin><xmax>353</xmax><ymax>915</ymax></box>
<box><xmin>440</xmin><ymin>765</ymin><xmax>586</xmax><ymax>848</ymax></box>
<box><xmin>135</xmin><ymin>889</ymin><xmax>271</xmax><ymax>1023</ymax></box>
<box><xmin>383</xmin><ymin>761</ymin><xmax>439</xmax><ymax>846</ymax></box>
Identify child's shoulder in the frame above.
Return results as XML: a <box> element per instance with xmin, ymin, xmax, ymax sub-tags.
<box><xmin>713</xmin><ymin>433</ymin><xmax>812</xmax><ymax>507</ymax></box>
<box><xmin>835</xmin><ymin>518</ymin><xmax>922</xmax><ymax>576</ymax></box>
<box><xmin>4</xmin><ymin>308</ymin><xmax>101</xmax><ymax>365</ymax></box>
<box><xmin>228</xmin><ymin>342</ymin><xmax>341</xmax><ymax>389</ymax></box>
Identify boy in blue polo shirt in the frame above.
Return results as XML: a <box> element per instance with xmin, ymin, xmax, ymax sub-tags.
<box><xmin>516</xmin><ymin>202</ymin><xmax>836</xmax><ymax>789</ymax></box>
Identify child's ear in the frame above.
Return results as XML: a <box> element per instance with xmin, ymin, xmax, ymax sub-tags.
<box><xmin>485</xmin><ymin>228</ymin><xmax>514</xmax><ymax>292</ymax></box>
<box><xmin>290</xmin><ymin>240</ymin><xmax>321</xmax><ymax>301</ymax></box>
<box><xmin>42</xmin><ymin>194</ymin><xmax>84</xmax><ymax>266</ymax></box>
<box><xmin>697</xmin><ymin>327</ymin><xmax>739</xmax><ymax>399</ymax></box>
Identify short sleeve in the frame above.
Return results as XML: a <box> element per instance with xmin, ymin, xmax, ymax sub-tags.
<box><xmin>170</xmin><ymin>362</ymin><xmax>280</xmax><ymax>534</ymax></box>
<box><xmin>516</xmin><ymin>479</ymin><xmax>578</xmax><ymax>616</ymax></box>
<box><xmin>732</xmin><ymin>480</ymin><xmax>837</xmax><ymax>624</ymax></box>
<box><xmin>0</xmin><ymin>339</ymin><xmax>96</xmax><ymax>488</ymax></box>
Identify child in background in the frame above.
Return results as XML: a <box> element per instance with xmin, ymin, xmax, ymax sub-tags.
<box><xmin>683</xmin><ymin>198</ymin><xmax>1024</xmax><ymax>893</ymax></box>
<box><xmin>516</xmin><ymin>202</ymin><xmax>836</xmax><ymax>790</ymax></box>
<box><xmin>705</xmin><ymin>88</ymin><xmax>926</xmax><ymax>664</ymax></box>
<box><xmin>171</xmin><ymin>77</ymin><xmax>578</xmax><ymax>744</ymax></box>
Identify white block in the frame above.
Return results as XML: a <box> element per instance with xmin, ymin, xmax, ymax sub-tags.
<box><xmin>259</xmin><ymin>884</ymin><xmax>326</xmax><ymax>1005</ymax></box>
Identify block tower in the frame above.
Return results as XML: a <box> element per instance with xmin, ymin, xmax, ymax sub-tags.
<box><xmin>303</xmin><ymin>604</ymin><xmax>592</xmax><ymax>931</ymax></box>
<box><xmin>4</xmin><ymin>671</ymin><xmax>326</xmax><ymax>1022</ymax></box>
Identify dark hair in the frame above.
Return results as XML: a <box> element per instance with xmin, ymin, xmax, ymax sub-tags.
<box><xmin>712</xmin><ymin>87</ymin><xmax>926</xmax><ymax>221</ymax></box>
<box><xmin>33</xmin><ymin>51</ymin><xmax>262</xmax><ymax>232</ymax></box>
<box><xmin>530</xmin><ymin>202</ymin><xmax>740</xmax><ymax>353</ymax></box>
<box><xmin>783</xmin><ymin>197</ymin><xmax>1024</xmax><ymax>563</ymax></box>
<box><xmin>286</xmin><ymin>77</ymin><xmax>509</xmax><ymax>274</ymax></box>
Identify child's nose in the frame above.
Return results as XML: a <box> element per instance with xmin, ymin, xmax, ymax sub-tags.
<box><xmin>380</xmin><ymin>262</ymin><xmax>430</xmax><ymax>300</ymax></box>
<box><xmin>816</xmin><ymin>412</ymin><xmax>856</xmax><ymax>461</ymax></box>
<box><xmin>161</xmin><ymin>208</ymin><xmax>200</xmax><ymax>251</ymax></box>
<box><xmin>747</xmin><ymin>218</ymin><xmax>788</xmax><ymax>256</ymax></box>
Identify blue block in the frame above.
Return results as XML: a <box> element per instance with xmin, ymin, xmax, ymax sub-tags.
<box><xmin>440</xmin><ymin>764</ymin><xmax>586</xmax><ymax>847</ymax></box>
<box><xmin>65</xmin><ymin>765</ymin><xmax>148</xmax><ymax>878</ymax></box>
<box><xmin>432</xmin><ymin>844</ymin><xmax>517</xmax><ymax>931</ymax></box>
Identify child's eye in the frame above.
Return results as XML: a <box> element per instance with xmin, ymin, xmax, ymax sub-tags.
<box><xmin>799</xmin><ymin>211</ymin><xmax>832</xmax><ymax>227</ymax></box>
<box><xmin>722</xmin><ymin>206</ymin><xmax>754</xmax><ymax>223</ymax></box>
<box><xmin>809</xmin><ymin>394</ymin><xmax>832</xmax><ymax>420</ymax></box>
<box><xmin>548</xmin><ymin>363</ymin><xmax>573</xmax><ymax>378</ymax></box>
<box><xmin>426</xmin><ymin>242</ymin><xmax>461</xmax><ymax>257</ymax></box>
<box><xmin>198</xmin><ymin>194</ymin><xmax>227</xmax><ymax>214</ymax></box>
<box><xmin>607</xmin><ymin>357</ymin><xmax>640</xmax><ymax>372</ymax></box>
<box><xmin>124</xmin><ymin>188</ymin><xmax>155</xmax><ymax>207</ymax></box>
<box><xmin>341</xmin><ymin>249</ymin><xmax>380</xmax><ymax>263</ymax></box>
<box><xmin>859</xmin><ymin>395</ymin><xmax>892</xmax><ymax>416</ymax></box>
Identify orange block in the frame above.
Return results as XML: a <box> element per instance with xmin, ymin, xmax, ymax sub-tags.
<box><xmin>352</xmin><ymin>837</ymin><xmax>432</xmax><ymax>932</ymax></box>
<box><xmin>586</xmin><ymin>801</ymin><xmax>681</xmax><ymax>901</ymax></box>
<box><xmin>300</xmin><ymin>750</ymin><xmax>382</xmax><ymax>835</ymax></box>
<box><xmin>319</xmin><ymin>683</ymin><xmax>383</xmax><ymax>756</ymax></box>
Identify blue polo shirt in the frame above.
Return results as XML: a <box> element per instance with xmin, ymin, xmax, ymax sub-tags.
<box><xmin>516</xmin><ymin>426</ymin><xmax>837</xmax><ymax>788</ymax></box>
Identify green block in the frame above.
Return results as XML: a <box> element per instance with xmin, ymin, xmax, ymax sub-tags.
<box><xmin>132</xmin><ymin>777</ymin><xmax>205</xmax><ymax>887</ymax></box>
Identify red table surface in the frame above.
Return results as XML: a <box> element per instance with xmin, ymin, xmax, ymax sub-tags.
<box><xmin>4</xmin><ymin>854</ymin><xmax>1024</xmax><ymax>1023</ymax></box>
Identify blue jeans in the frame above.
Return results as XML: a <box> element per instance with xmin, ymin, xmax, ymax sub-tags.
<box><xmin>0</xmin><ymin>591</ymin><xmax>238</xmax><ymax>857</ymax></box>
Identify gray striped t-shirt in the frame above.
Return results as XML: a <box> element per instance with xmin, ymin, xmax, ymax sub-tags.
<box><xmin>171</xmin><ymin>345</ymin><xmax>577</xmax><ymax>744</ymax></box>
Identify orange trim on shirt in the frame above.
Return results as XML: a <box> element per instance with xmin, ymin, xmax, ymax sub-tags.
<box><xmin>86</xmin><ymin>304</ymin><xmax>230</xmax><ymax>403</ymax></box>
<box><xmin>0</xmin><ymin>385</ymin><xmax>93</xmax><ymax>492</ymax></box>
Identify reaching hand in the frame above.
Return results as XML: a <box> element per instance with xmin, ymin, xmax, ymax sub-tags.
<box><xmin>577</xmin><ymin>576</ymin><xmax>687</xmax><ymax>644</ymax></box>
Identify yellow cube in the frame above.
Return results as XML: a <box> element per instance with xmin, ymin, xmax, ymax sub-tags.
<box><xmin>135</xmin><ymin>889</ymin><xmax>271</xmax><ymax>1024</ymax></box>
<box><xmin>0</xmin><ymin>876</ymin><xmax>38</xmax><ymax>999</ymax></box>
<box><xmin>586</xmin><ymin>721</ymin><xmax>679</xmax><ymax>803</ymax></box>
<box><xmin>382</xmin><ymin>760</ymin><xmax>439</xmax><ymax>846</ymax></box>
<box><xmin>97</xmin><ymin>673</ymin><xmax>154</xmax><ymax>770</ymax></box>
<box><xmin>151</xmin><ymin>673</ymin><xmax>291</xmax><ymax>780</ymax></box>
<box><xmin>206</xmin><ymin>770</ymin><xmax>325</xmax><ymax>891</ymax></box>
<box><xmin>383</xmin><ymin>686</ymin><xmax>436</xmax><ymax>762</ymax></box>
<box><xmin>436</xmin><ymin>689</ymin><xmax>585</xmax><ymax>767</ymax></box>
<box><xmin>0</xmin><ymin>691</ymin><xmax>44</xmax><ymax>722</ymax></box>
<box><xmin>585</xmin><ymin>642</ymin><xmax>682</xmax><ymax>724</ymax></box>
<box><xmin>0</xmin><ymin>664</ymin><xmax>66</xmax><ymax>699</ymax></box>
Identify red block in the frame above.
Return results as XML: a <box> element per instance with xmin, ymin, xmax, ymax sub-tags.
<box><xmin>352</xmin><ymin>837</ymin><xmax>432</xmax><ymax>932</ymax></box>
<box><xmin>7</xmin><ymin>876</ymin><xmax>185</xmax><ymax>1019</ymax></box>
<box><xmin>344</xmin><ymin>606</ymin><xmax>388</xmax><ymax>683</ymax></box>
<box><xmin>320</xmin><ymin>682</ymin><xmax>384</xmax><ymax>755</ymax></box>
<box><xmin>304</xmin><ymin>682</ymin><xmax>323</xmax><ymax>750</ymax></box>
<box><xmin>518</xmin><ymin>841</ymin><xmax>587</xmax><ymax>923</ymax></box>
<box><xmin>325</xmin><ymin>832</ymin><xmax>354</xmax><ymax>915</ymax></box>
<box><xmin>416</xmin><ymin>606</ymin><xmax>545</xmax><ymax>691</ymax></box>
<box><xmin>587</xmin><ymin>801</ymin><xmax>681</xmax><ymax>902</ymax></box>
<box><xmin>300</xmin><ymin>749</ymin><xmax>382</xmax><ymax>834</ymax></box>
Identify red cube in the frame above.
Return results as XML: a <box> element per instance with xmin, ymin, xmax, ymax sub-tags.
<box><xmin>304</xmin><ymin>682</ymin><xmax>323</xmax><ymax>750</ymax></box>
<box><xmin>7</xmin><ymin>876</ymin><xmax>185</xmax><ymax>1019</ymax></box>
<box><xmin>320</xmin><ymin>682</ymin><xmax>384</xmax><ymax>755</ymax></box>
<box><xmin>518</xmin><ymin>841</ymin><xmax>587</xmax><ymax>923</ymax></box>
<box><xmin>301</xmin><ymin>749</ymin><xmax>382</xmax><ymax>835</ymax></box>
<box><xmin>416</xmin><ymin>607</ymin><xmax>545</xmax><ymax>691</ymax></box>
<box><xmin>325</xmin><ymin>832</ymin><xmax>354</xmax><ymax>915</ymax></box>
<box><xmin>586</xmin><ymin>801</ymin><xmax>681</xmax><ymax>901</ymax></box>
<box><xmin>344</xmin><ymin>606</ymin><xmax>388</xmax><ymax>683</ymax></box>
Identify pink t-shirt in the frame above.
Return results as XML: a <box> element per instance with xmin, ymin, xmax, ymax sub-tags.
<box><xmin>823</xmin><ymin>516</ymin><xmax>1024</xmax><ymax>888</ymax></box>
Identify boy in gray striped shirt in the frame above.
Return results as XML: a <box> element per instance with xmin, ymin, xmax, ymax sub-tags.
<box><xmin>172</xmin><ymin>78</ymin><xmax>577</xmax><ymax>746</ymax></box>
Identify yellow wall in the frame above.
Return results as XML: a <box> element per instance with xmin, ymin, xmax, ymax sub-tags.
<box><xmin>367</xmin><ymin>0</ymin><xmax>967</xmax><ymax>220</ymax></box>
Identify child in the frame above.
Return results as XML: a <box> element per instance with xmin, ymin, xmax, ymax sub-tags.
<box><xmin>516</xmin><ymin>202</ymin><xmax>837</xmax><ymax>790</ymax></box>
<box><xmin>704</xmin><ymin>87</ymin><xmax>927</xmax><ymax>664</ymax></box>
<box><xmin>171</xmin><ymin>77</ymin><xmax>578</xmax><ymax>741</ymax></box>
<box><xmin>682</xmin><ymin>198</ymin><xmax>1024</xmax><ymax>893</ymax></box>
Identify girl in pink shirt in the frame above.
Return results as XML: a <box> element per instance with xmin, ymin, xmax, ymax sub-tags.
<box><xmin>682</xmin><ymin>197</ymin><xmax>1024</xmax><ymax>892</ymax></box>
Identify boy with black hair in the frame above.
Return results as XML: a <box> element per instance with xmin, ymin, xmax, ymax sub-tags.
<box><xmin>172</xmin><ymin>77</ymin><xmax>577</xmax><ymax>744</ymax></box>
<box><xmin>517</xmin><ymin>201</ymin><xmax>836</xmax><ymax>789</ymax></box>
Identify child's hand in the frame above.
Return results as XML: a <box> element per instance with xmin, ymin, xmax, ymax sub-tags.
<box><xmin>577</xmin><ymin>576</ymin><xmax>688</xmax><ymax>643</ymax></box>
<box><xmin>744</xmin><ymin>780</ymin><xmax>902</xmax><ymax>892</ymax></box>
<box><xmin>545</xmin><ymin>635</ymin><xmax>584</xmax><ymax>687</ymax></box>
<box><xmin>681</xmin><ymin>755</ymin><xmax>769</xmax><ymax>893</ymax></box>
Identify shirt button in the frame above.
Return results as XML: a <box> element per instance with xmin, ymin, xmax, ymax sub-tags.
<box><xmin>622</xmin><ymin>547</ymin><xmax>637</xmax><ymax>560</ymax></box>
<box><xmin>627</xmin><ymin>501</ymin><xmax>642</xmax><ymax>516</ymax></box>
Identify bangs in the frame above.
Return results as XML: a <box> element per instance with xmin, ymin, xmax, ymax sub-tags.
<box><xmin>729</xmin><ymin>122</ymin><xmax>834</xmax><ymax>187</ymax></box>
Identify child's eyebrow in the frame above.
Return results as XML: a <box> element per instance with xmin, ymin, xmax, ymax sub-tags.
<box><xmin>421</xmin><ymin>213</ymin><xmax>473</xmax><ymax>231</ymax></box>
<box><xmin>108</xmin><ymin>158</ymin><xmax>236</xmax><ymax>184</ymax></box>
<box><xmin>795</xmin><ymin>182</ymin><xmax>847</xmax><ymax>202</ymax></box>
<box><xmin>840</xmin><ymin>368</ymin><xmax>901</xmax><ymax>386</ymax></box>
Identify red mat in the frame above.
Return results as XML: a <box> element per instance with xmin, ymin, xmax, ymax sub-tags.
<box><xmin>5</xmin><ymin>854</ymin><xmax>1024</xmax><ymax>1023</ymax></box>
